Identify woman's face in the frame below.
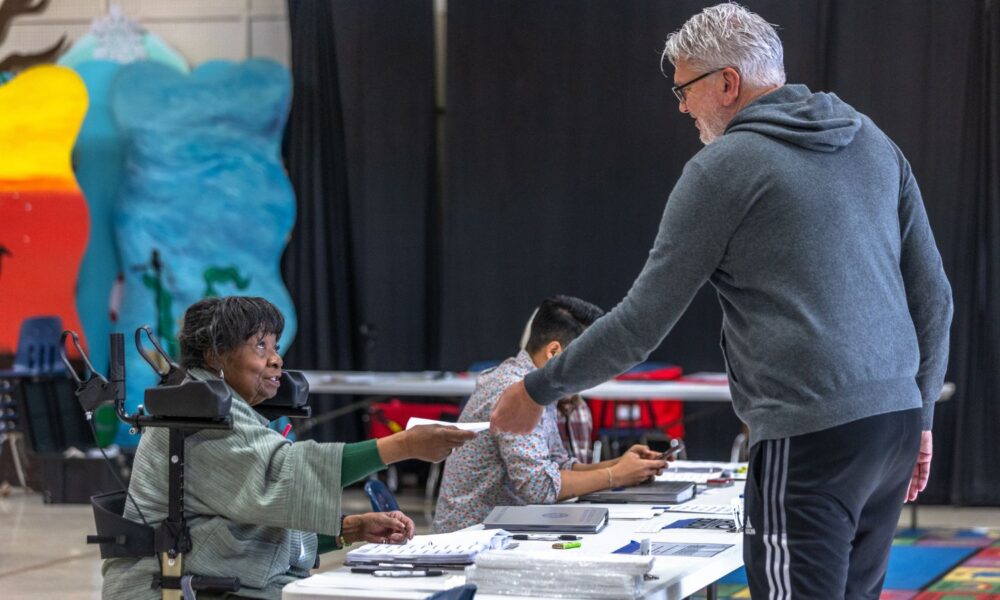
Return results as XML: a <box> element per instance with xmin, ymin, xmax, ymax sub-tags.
<box><xmin>219</xmin><ymin>332</ymin><xmax>283</xmax><ymax>405</ymax></box>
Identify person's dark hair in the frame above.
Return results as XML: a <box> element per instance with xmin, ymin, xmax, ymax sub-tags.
<box><xmin>525</xmin><ymin>295</ymin><xmax>604</xmax><ymax>354</ymax></box>
<box><xmin>178</xmin><ymin>296</ymin><xmax>284</xmax><ymax>369</ymax></box>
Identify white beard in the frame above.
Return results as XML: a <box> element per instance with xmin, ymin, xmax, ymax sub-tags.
<box><xmin>698</xmin><ymin>110</ymin><xmax>729</xmax><ymax>145</ymax></box>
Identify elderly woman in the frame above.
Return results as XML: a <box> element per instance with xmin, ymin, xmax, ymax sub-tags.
<box><xmin>103</xmin><ymin>296</ymin><xmax>473</xmax><ymax>599</ymax></box>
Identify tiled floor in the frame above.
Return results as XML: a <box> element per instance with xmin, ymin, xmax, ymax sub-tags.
<box><xmin>1</xmin><ymin>485</ymin><xmax>999</xmax><ymax>599</ymax></box>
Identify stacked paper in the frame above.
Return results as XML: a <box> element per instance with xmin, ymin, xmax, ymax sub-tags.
<box><xmin>466</xmin><ymin>551</ymin><xmax>655</xmax><ymax>599</ymax></box>
<box><xmin>346</xmin><ymin>529</ymin><xmax>511</xmax><ymax>566</ymax></box>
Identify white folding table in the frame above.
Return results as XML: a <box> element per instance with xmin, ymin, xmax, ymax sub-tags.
<box><xmin>282</xmin><ymin>480</ymin><xmax>747</xmax><ymax>600</ymax></box>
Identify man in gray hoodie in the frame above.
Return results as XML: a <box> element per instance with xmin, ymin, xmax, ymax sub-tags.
<box><xmin>491</xmin><ymin>4</ymin><xmax>952</xmax><ymax>599</ymax></box>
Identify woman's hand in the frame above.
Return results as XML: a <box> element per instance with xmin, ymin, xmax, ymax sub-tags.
<box><xmin>341</xmin><ymin>511</ymin><xmax>415</xmax><ymax>544</ymax></box>
<box><xmin>609</xmin><ymin>451</ymin><xmax>666</xmax><ymax>488</ymax></box>
<box><xmin>625</xmin><ymin>444</ymin><xmax>661</xmax><ymax>460</ymax></box>
<box><xmin>377</xmin><ymin>425</ymin><xmax>475</xmax><ymax>464</ymax></box>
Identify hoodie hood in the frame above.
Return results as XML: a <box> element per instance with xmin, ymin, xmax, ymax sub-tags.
<box><xmin>726</xmin><ymin>84</ymin><xmax>862</xmax><ymax>152</ymax></box>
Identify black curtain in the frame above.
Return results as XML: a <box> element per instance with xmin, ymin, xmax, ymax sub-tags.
<box><xmin>442</xmin><ymin>0</ymin><xmax>999</xmax><ymax>502</ymax></box>
<box><xmin>283</xmin><ymin>0</ymin><xmax>998</xmax><ymax>502</ymax></box>
<box><xmin>940</xmin><ymin>0</ymin><xmax>1000</xmax><ymax>505</ymax></box>
<box><xmin>283</xmin><ymin>0</ymin><xmax>436</xmax><ymax>442</ymax></box>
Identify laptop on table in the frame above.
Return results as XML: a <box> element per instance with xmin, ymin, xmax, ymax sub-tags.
<box><xmin>578</xmin><ymin>480</ymin><xmax>695</xmax><ymax>504</ymax></box>
<box><xmin>482</xmin><ymin>505</ymin><xmax>609</xmax><ymax>533</ymax></box>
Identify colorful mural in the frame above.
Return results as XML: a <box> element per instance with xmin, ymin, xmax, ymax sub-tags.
<box><xmin>110</xmin><ymin>59</ymin><xmax>297</xmax><ymax>444</ymax></box>
<box><xmin>0</xmin><ymin>65</ymin><xmax>89</xmax><ymax>357</ymax></box>
<box><xmin>59</xmin><ymin>7</ymin><xmax>189</xmax><ymax>376</ymax></box>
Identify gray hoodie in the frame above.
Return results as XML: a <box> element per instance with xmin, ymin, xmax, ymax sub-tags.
<box><xmin>524</xmin><ymin>84</ymin><xmax>953</xmax><ymax>446</ymax></box>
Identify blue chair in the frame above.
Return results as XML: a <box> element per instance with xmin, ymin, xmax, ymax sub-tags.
<box><xmin>0</xmin><ymin>316</ymin><xmax>73</xmax><ymax>488</ymax></box>
<box><xmin>0</xmin><ymin>316</ymin><xmax>68</xmax><ymax>377</ymax></box>
<box><xmin>364</xmin><ymin>478</ymin><xmax>400</xmax><ymax>512</ymax></box>
<box><xmin>426</xmin><ymin>584</ymin><xmax>476</xmax><ymax>600</ymax></box>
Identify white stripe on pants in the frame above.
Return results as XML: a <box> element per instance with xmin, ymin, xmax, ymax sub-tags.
<box><xmin>762</xmin><ymin>439</ymin><xmax>792</xmax><ymax>599</ymax></box>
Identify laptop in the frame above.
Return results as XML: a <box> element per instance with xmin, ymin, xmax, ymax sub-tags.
<box><xmin>482</xmin><ymin>505</ymin><xmax>609</xmax><ymax>533</ymax></box>
<box><xmin>579</xmin><ymin>480</ymin><xmax>696</xmax><ymax>504</ymax></box>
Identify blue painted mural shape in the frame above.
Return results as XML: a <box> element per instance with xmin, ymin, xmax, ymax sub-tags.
<box><xmin>59</xmin><ymin>15</ymin><xmax>188</xmax><ymax>378</ymax></box>
<box><xmin>111</xmin><ymin>59</ymin><xmax>297</xmax><ymax>445</ymax></box>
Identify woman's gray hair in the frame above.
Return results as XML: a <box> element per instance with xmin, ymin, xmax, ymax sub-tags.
<box><xmin>178</xmin><ymin>296</ymin><xmax>284</xmax><ymax>370</ymax></box>
<box><xmin>662</xmin><ymin>3</ymin><xmax>785</xmax><ymax>88</ymax></box>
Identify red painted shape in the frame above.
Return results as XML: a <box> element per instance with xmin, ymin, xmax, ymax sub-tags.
<box><xmin>0</xmin><ymin>189</ymin><xmax>89</xmax><ymax>357</ymax></box>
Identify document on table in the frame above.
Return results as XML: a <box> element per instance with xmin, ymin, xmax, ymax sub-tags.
<box><xmin>658</xmin><ymin>460</ymin><xmax>749</xmax><ymax>483</ymax></box>
<box><xmin>634</xmin><ymin>505</ymin><xmax>734</xmax><ymax>532</ymax></box>
<box><xmin>606</xmin><ymin>506</ymin><xmax>663</xmax><ymax>520</ymax></box>
<box><xmin>296</xmin><ymin>570</ymin><xmax>466</xmax><ymax>592</ymax></box>
<box><xmin>406</xmin><ymin>417</ymin><xmax>490</xmax><ymax>432</ymax></box>
<box><xmin>346</xmin><ymin>528</ymin><xmax>511</xmax><ymax>566</ymax></box>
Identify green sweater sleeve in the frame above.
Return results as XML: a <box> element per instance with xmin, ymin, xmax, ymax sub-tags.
<box><xmin>315</xmin><ymin>441</ymin><xmax>386</xmax><ymax>554</ymax></box>
<box><xmin>316</xmin><ymin>534</ymin><xmax>340</xmax><ymax>554</ymax></box>
<box><xmin>341</xmin><ymin>439</ymin><xmax>386</xmax><ymax>487</ymax></box>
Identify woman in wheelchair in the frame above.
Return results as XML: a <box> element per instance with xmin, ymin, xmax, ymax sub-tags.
<box><xmin>103</xmin><ymin>296</ymin><xmax>474</xmax><ymax>599</ymax></box>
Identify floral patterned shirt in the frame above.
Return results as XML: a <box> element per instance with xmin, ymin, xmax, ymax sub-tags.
<box><xmin>432</xmin><ymin>351</ymin><xmax>577</xmax><ymax>533</ymax></box>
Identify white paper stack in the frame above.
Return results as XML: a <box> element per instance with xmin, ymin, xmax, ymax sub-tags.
<box><xmin>346</xmin><ymin>529</ymin><xmax>511</xmax><ymax>566</ymax></box>
<box><xmin>466</xmin><ymin>551</ymin><xmax>655</xmax><ymax>599</ymax></box>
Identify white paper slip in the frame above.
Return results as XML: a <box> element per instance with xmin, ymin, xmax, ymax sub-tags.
<box><xmin>660</xmin><ymin>504</ymin><xmax>733</xmax><ymax>515</ymax></box>
<box><xmin>606</xmin><ymin>507</ymin><xmax>662</xmax><ymax>520</ymax></box>
<box><xmin>406</xmin><ymin>417</ymin><xmax>490</xmax><ymax>432</ymax></box>
<box><xmin>635</xmin><ymin>516</ymin><xmax>673</xmax><ymax>533</ymax></box>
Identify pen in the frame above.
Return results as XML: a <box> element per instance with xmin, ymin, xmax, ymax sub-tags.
<box><xmin>372</xmin><ymin>569</ymin><xmax>443</xmax><ymax>577</ymax></box>
<box><xmin>552</xmin><ymin>541</ymin><xmax>582</xmax><ymax>549</ymax></box>
<box><xmin>512</xmin><ymin>534</ymin><xmax>580</xmax><ymax>541</ymax></box>
<box><xmin>281</xmin><ymin>423</ymin><xmax>293</xmax><ymax>438</ymax></box>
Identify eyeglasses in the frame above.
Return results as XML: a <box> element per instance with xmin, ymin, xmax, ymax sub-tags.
<box><xmin>672</xmin><ymin>68</ymin><xmax>724</xmax><ymax>103</ymax></box>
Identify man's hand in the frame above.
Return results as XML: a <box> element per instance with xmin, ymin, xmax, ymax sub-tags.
<box><xmin>342</xmin><ymin>511</ymin><xmax>415</xmax><ymax>544</ymax></box>
<box><xmin>490</xmin><ymin>380</ymin><xmax>544</xmax><ymax>434</ymax></box>
<box><xmin>906</xmin><ymin>430</ymin><xmax>933</xmax><ymax>502</ymax></box>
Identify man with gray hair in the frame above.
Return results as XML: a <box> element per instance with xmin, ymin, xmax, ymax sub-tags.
<box><xmin>491</xmin><ymin>3</ymin><xmax>953</xmax><ymax>598</ymax></box>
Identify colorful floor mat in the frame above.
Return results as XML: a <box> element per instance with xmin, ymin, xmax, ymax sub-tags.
<box><xmin>693</xmin><ymin>528</ymin><xmax>1000</xmax><ymax>599</ymax></box>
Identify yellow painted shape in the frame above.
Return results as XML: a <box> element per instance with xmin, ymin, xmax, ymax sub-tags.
<box><xmin>0</xmin><ymin>65</ymin><xmax>88</xmax><ymax>191</ymax></box>
<box><xmin>945</xmin><ymin>567</ymin><xmax>1000</xmax><ymax>582</ymax></box>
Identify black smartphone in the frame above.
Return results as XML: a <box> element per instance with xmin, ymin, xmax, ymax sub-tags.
<box><xmin>657</xmin><ymin>442</ymin><xmax>685</xmax><ymax>460</ymax></box>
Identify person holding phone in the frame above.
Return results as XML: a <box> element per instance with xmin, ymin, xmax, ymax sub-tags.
<box><xmin>433</xmin><ymin>296</ymin><xmax>668</xmax><ymax>533</ymax></box>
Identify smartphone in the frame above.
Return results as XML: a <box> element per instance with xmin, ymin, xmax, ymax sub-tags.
<box><xmin>657</xmin><ymin>442</ymin><xmax>685</xmax><ymax>460</ymax></box>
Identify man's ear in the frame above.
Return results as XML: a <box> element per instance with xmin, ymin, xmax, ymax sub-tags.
<box><xmin>720</xmin><ymin>66</ymin><xmax>742</xmax><ymax>107</ymax></box>
<box><xmin>545</xmin><ymin>341</ymin><xmax>564</xmax><ymax>359</ymax></box>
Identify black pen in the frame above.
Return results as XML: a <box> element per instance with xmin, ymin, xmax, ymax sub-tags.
<box><xmin>511</xmin><ymin>534</ymin><xmax>581</xmax><ymax>541</ymax></box>
<box><xmin>372</xmin><ymin>569</ymin><xmax>444</xmax><ymax>577</ymax></box>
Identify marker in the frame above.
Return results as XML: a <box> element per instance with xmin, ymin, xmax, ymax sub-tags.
<box><xmin>552</xmin><ymin>541</ymin><xmax>581</xmax><ymax>549</ymax></box>
<box><xmin>730</xmin><ymin>498</ymin><xmax>743</xmax><ymax>533</ymax></box>
<box><xmin>372</xmin><ymin>569</ymin><xmax>443</xmax><ymax>577</ymax></box>
<box><xmin>281</xmin><ymin>423</ymin><xmax>293</xmax><ymax>438</ymax></box>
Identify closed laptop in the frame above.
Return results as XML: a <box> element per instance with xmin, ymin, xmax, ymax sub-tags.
<box><xmin>482</xmin><ymin>505</ymin><xmax>609</xmax><ymax>533</ymax></box>
<box><xmin>579</xmin><ymin>480</ymin><xmax>695</xmax><ymax>504</ymax></box>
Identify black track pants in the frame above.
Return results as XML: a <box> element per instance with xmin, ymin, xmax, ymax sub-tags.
<box><xmin>743</xmin><ymin>408</ymin><xmax>922</xmax><ymax>600</ymax></box>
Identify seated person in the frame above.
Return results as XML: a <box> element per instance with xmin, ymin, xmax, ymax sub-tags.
<box><xmin>103</xmin><ymin>296</ymin><xmax>474</xmax><ymax>599</ymax></box>
<box><xmin>433</xmin><ymin>295</ymin><xmax>666</xmax><ymax>533</ymax></box>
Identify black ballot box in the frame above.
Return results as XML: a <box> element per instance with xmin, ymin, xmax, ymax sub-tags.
<box><xmin>38</xmin><ymin>453</ymin><xmax>130</xmax><ymax>504</ymax></box>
